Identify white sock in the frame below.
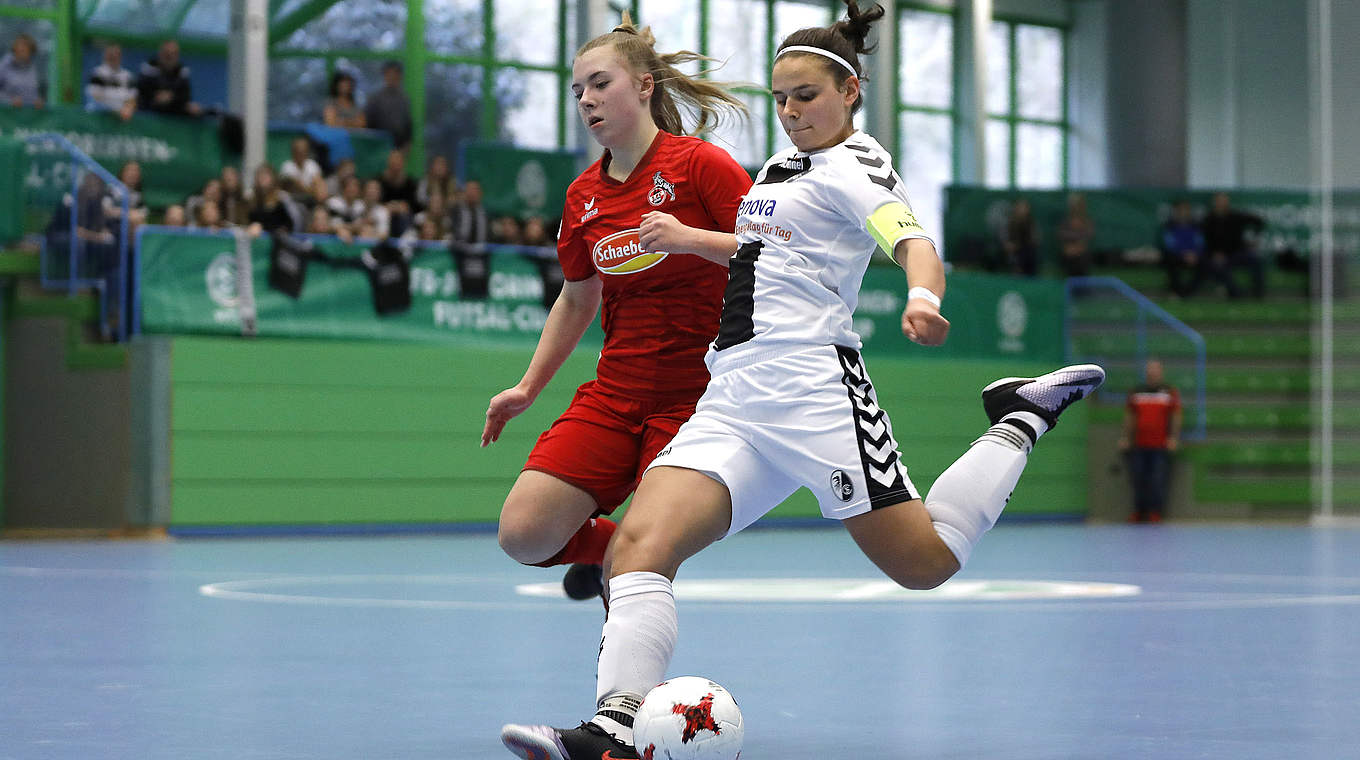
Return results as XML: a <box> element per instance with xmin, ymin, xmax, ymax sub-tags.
<box><xmin>592</xmin><ymin>571</ymin><xmax>677</xmax><ymax>745</ymax></box>
<box><xmin>924</xmin><ymin>436</ymin><xmax>1029</xmax><ymax>567</ymax></box>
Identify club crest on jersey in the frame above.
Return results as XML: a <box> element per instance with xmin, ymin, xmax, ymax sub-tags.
<box><xmin>648</xmin><ymin>172</ymin><xmax>677</xmax><ymax>206</ymax></box>
<box><xmin>593</xmin><ymin>228</ymin><xmax>668</xmax><ymax>275</ymax></box>
<box><xmin>830</xmin><ymin>469</ymin><xmax>854</xmax><ymax>502</ymax></box>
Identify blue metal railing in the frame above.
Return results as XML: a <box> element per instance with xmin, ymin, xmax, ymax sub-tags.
<box><xmin>1064</xmin><ymin>276</ymin><xmax>1208</xmax><ymax>441</ymax></box>
<box><xmin>24</xmin><ymin>133</ymin><xmax>131</xmax><ymax>342</ymax></box>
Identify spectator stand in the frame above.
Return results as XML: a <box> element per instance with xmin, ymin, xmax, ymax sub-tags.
<box><xmin>1064</xmin><ymin>275</ymin><xmax>1208</xmax><ymax>443</ymax></box>
<box><xmin>24</xmin><ymin>132</ymin><xmax>131</xmax><ymax>342</ymax></box>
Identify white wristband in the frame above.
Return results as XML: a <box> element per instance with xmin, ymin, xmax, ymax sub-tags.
<box><xmin>907</xmin><ymin>286</ymin><xmax>941</xmax><ymax>308</ymax></box>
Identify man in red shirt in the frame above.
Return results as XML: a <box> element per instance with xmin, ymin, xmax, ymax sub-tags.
<box><xmin>1120</xmin><ymin>358</ymin><xmax>1182</xmax><ymax>522</ymax></box>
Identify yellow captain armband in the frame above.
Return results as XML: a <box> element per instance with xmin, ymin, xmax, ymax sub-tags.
<box><xmin>865</xmin><ymin>201</ymin><xmax>927</xmax><ymax>257</ymax></box>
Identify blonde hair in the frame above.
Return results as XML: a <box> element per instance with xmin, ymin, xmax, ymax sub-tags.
<box><xmin>577</xmin><ymin>12</ymin><xmax>747</xmax><ymax>137</ymax></box>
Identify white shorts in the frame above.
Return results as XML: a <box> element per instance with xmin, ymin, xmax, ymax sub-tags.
<box><xmin>646</xmin><ymin>344</ymin><xmax>919</xmax><ymax>537</ymax></box>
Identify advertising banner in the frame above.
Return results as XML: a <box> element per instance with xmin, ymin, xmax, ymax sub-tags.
<box><xmin>460</xmin><ymin>141</ymin><xmax>578</xmax><ymax>219</ymax></box>
<box><xmin>139</xmin><ymin>229</ymin><xmax>1062</xmax><ymax>361</ymax></box>
<box><xmin>138</xmin><ymin>229</ymin><xmax>565</xmax><ymax>346</ymax></box>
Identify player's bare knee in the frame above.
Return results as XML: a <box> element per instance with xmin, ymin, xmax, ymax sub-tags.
<box><xmin>497</xmin><ymin>513</ymin><xmax>554</xmax><ymax>564</ymax></box>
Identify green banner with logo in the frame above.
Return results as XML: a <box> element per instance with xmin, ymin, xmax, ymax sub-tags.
<box><xmin>854</xmin><ymin>267</ymin><xmax>1065</xmax><ymax>362</ymax></box>
<box><xmin>139</xmin><ymin>229</ymin><xmax>1059</xmax><ymax>361</ymax></box>
<box><xmin>1</xmin><ymin>105</ymin><xmax>225</xmax><ymax>209</ymax></box>
<box><xmin>138</xmin><ymin>229</ymin><xmax>567</xmax><ymax>345</ymax></box>
<box><xmin>1</xmin><ymin>106</ymin><xmax>395</xmax><ymax>211</ymax></box>
<box><xmin>945</xmin><ymin>184</ymin><xmax>1360</xmax><ymax>272</ymax></box>
<box><xmin>0</xmin><ymin>136</ymin><xmax>27</xmax><ymax>242</ymax></box>
<box><xmin>460</xmin><ymin>141</ymin><xmax>578</xmax><ymax>219</ymax></box>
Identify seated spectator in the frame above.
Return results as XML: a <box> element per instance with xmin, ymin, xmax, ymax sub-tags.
<box><xmin>1057</xmin><ymin>192</ymin><xmax>1095</xmax><ymax>277</ymax></box>
<box><xmin>326</xmin><ymin>175</ymin><xmax>366</xmax><ymax>234</ymax></box>
<box><xmin>246</xmin><ymin>164</ymin><xmax>297</xmax><ymax>236</ymax></box>
<box><xmin>493</xmin><ymin>215</ymin><xmax>524</xmax><ymax>245</ymax></box>
<box><xmin>163</xmin><ymin>204</ymin><xmax>188</xmax><ymax>227</ymax></box>
<box><xmin>326</xmin><ymin>158</ymin><xmax>357</xmax><ymax>198</ymax></box>
<box><xmin>450</xmin><ymin>179</ymin><xmax>488</xmax><ymax>246</ymax></box>
<box><xmin>190</xmin><ymin>201</ymin><xmax>225</xmax><ymax>230</ymax></box>
<box><xmin>305</xmin><ymin>174</ymin><xmax>332</xmax><ymax>210</ymax></box>
<box><xmin>364</xmin><ymin>60</ymin><xmax>412</xmax><ymax>150</ymax></box>
<box><xmin>86</xmin><ymin>42</ymin><xmax>137</xmax><ymax>120</ymax></box>
<box><xmin>521</xmin><ymin>215</ymin><xmax>553</xmax><ymax>248</ymax></box>
<box><xmin>305</xmin><ymin>205</ymin><xmax>337</xmax><ymax>236</ymax></box>
<box><xmin>378</xmin><ymin>149</ymin><xmax>418</xmax><ymax>236</ymax></box>
<box><xmin>184</xmin><ymin>178</ymin><xmax>222</xmax><ymax>223</ymax></box>
<box><xmin>0</xmin><ymin>33</ymin><xmax>45</xmax><ymax>108</ymax></box>
<box><xmin>1202</xmin><ymin>191</ymin><xmax>1266</xmax><ymax>299</ymax></box>
<box><xmin>417</xmin><ymin>155</ymin><xmax>455</xmax><ymax>208</ymax></box>
<box><xmin>219</xmin><ymin>165</ymin><xmax>249</xmax><ymax>226</ymax></box>
<box><xmin>322</xmin><ymin>70</ymin><xmax>366</xmax><ymax>129</ymax></box>
<box><xmin>136</xmin><ymin>40</ymin><xmax>202</xmax><ymax>117</ymax></box>
<box><xmin>279</xmin><ymin>136</ymin><xmax>324</xmax><ymax>196</ymax></box>
<box><xmin>1000</xmin><ymin>197</ymin><xmax>1039</xmax><ymax>276</ymax></box>
<box><xmin>356</xmin><ymin>178</ymin><xmax>391</xmax><ymax>240</ymax></box>
<box><xmin>412</xmin><ymin>189</ymin><xmax>449</xmax><ymax>234</ymax></box>
<box><xmin>103</xmin><ymin>161</ymin><xmax>149</xmax><ymax>236</ymax></box>
<box><xmin>1160</xmin><ymin>199</ymin><xmax>1205</xmax><ymax>298</ymax></box>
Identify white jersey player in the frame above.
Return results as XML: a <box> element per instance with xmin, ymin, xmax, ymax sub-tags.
<box><xmin>501</xmin><ymin>4</ymin><xmax>1104</xmax><ymax>759</ymax></box>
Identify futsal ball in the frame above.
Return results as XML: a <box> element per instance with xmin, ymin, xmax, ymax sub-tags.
<box><xmin>632</xmin><ymin>676</ymin><xmax>744</xmax><ymax>760</ymax></box>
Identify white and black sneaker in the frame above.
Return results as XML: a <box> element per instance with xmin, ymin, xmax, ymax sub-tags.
<box><xmin>501</xmin><ymin>721</ymin><xmax>639</xmax><ymax>760</ymax></box>
<box><xmin>982</xmin><ymin>364</ymin><xmax>1105</xmax><ymax>430</ymax></box>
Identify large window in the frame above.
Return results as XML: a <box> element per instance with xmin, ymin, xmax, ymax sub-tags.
<box><xmin>268</xmin><ymin>0</ymin><xmax>578</xmax><ymax>165</ymax></box>
<box><xmin>897</xmin><ymin>5</ymin><xmax>954</xmax><ymax>251</ymax></box>
<box><xmin>986</xmin><ymin>19</ymin><xmax>1066</xmax><ymax>189</ymax></box>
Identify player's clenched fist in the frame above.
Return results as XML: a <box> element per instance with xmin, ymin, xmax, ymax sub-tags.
<box><xmin>638</xmin><ymin>211</ymin><xmax>686</xmax><ymax>253</ymax></box>
<box><xmin>482</xmin><ymin>387</ymin><xmax>534</xmax><ymax>447</ymax></box>
<box><xmin>902</xmin><ymin>300</ymin><xmax>949</xmax><ymax>346</ymax></box>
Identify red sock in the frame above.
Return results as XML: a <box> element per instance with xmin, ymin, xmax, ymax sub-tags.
<box><xmin>531</xmin><ymin>517</ymin><xmax>617</xmax><ymax>568</ymax></box>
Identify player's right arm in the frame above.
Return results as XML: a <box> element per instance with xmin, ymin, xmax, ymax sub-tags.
<box><xmin>481</xmin><ymin>276</ymin><xmax>603</xmax><ymax>446</ymax></box>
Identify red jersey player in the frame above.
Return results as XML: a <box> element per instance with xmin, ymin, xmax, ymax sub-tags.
<box><xmin>481</xmin><ymin>15</ymin><xmax>752</xmax><ymax>599</ymax></box>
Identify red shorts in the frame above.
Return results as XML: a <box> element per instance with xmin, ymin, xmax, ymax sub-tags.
<box><xmin>523</xmin><ymin>380</ymin><xmax>701</xmax><ymax>514</ymax></box>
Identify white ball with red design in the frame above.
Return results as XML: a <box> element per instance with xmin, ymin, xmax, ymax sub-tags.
<box><xmin>632</xmin><ymin>676</ymin><xmax>744</xmax><ymax>760</ymax></box>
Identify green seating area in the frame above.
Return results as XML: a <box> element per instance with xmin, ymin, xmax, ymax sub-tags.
<box><xmin>1078</xmin><ymin>269</ymin><xmax>1358</xmax><ymax>517</ymax></box>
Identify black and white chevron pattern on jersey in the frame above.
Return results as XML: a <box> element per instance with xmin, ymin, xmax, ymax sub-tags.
<box><xmin>845</xmin><ymin>142</ymin><xmax>901</xmax><ymax>191</ymax></box>
<box><xmin>835</xmin><ymin>346</ymin><xmax>917</xmax><ymax>509</ymax></box>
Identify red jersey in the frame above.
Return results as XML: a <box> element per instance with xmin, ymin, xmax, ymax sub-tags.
<box><xmin>1127</xmin><ymin>384</ymin><xmax>1181</xmax><ymax>448</ymax></box>
<box><xmin>557</xmin><ymin>131</ymin><xmax>751</xmax><ymax>395</ymax></box>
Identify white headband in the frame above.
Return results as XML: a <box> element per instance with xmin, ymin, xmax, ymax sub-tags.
<box><xmin>775</xmin><ymin>45</ymin><xmax>858</xmax><ymax>77</ymax></box>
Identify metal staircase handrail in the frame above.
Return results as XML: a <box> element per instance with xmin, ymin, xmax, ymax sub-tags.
<box><xmin>1065</xmin><ymin>276</ymin><xmax>1208</xmax><ymax>441</ymax></box>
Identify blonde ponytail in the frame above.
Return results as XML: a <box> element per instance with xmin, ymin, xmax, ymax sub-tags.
<box><xmin>578</xmin><ymin>12</ymin><xmax>748</xmax><ymax>136</ymax></box>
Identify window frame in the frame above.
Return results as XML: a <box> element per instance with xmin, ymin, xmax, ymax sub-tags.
<box><xmin>986</xmin><ymin>13</ymin><xmax>1070</xmax><ymax>189</ymax></box>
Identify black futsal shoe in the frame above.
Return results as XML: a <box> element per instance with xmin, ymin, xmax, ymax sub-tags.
<box><xmin>562</xmin><ymin>562</ymin><xmax>605</xmax><ymax>601</ymax></box>
<box><xmin>982</xmin><ymin>363</ymin><xmax>1106</xmax><ymax>429</ymax></box>
<box><xmin>501</xmin><ymin>721</ymin><xmax>639</xmax><ymax>760</ymax></box>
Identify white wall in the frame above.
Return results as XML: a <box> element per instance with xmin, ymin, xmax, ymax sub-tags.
<box><xmin>1185</xmin><ymin>0</ymin><xmax>1354</xmax><ymax>190</ymax></box>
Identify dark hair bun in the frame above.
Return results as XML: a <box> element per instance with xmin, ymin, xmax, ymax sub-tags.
<box><xmin>833</xmin><ymin>1</ymin><xmax>885</xmax><ymax>55</ymax></box>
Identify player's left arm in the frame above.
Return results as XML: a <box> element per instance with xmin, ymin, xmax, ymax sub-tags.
<box><xmin>893</xmin><ymin>236</ymin><xmax>949</xmax><ymax>346</ymax></box>
<box><xmin>865</xmin><ymin>199</ymin><xmax>948</xmax><ymax>346</ymax></box>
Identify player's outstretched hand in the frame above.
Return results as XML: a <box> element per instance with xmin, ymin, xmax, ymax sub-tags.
<box><xmin>902</xmin><ymin>300</ymin><xmax>950</xmax><ymax>346</ymax></box>
<box><xmin>639</xmin><ymin>211</ymin><xmax>688</xmax><ymax>253</ymax></box>
<box><xmin>482</xmin><ymin>387</ymin><xmax>533</xmax><ymax>447</ymax></box>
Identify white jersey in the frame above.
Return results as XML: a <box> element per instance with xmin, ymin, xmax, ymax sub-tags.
<box><xmin>708</xmin><ymin>130</ymin><xmax>932</xmax><ymax>373</ymax></box>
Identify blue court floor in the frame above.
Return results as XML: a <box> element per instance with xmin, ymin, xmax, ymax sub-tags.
<box><xmin>3</xmin><ymin>523</ymin><xmax>1359</xmax><ymax>760</ymax></box>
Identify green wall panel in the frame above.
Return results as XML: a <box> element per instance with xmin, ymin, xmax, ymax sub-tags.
<box><xmin>166</xmin><ymin>336</ymin><xmax>1089</xmax><ymax>528</ymax></box>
